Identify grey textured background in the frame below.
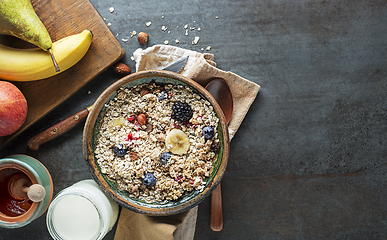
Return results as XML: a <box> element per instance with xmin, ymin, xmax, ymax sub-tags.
<box><xmin>1</xmin><ymin>0</ymin><xmax>387</xmax><ymax>239</ymax></box>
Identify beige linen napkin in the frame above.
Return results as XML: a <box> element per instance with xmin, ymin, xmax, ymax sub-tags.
<box><xmin>114</xmin><ymin>206</ymin><xmax>198</xmax><ymax>240</ymax></box>
<box><xmin>133</xmin><ymin>45</ymin><xmax>261</xmax><ymax>140</ymax></box>
<box><xmin>113</xmin><ymin>45</ymin><xmax>260</xmax><ymax>240</ymax></box>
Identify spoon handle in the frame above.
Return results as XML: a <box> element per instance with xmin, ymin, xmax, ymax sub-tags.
<box><xmin>210</xmin><ymin>183</ymin><xmax>223</xmax><ymax>231</ymax></box>
<box><xmin>205</xmin><ymin>78</ymin><xmax>232</xmax><ymax>232</ymax></box>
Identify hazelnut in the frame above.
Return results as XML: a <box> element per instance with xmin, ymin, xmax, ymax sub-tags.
<box><xmin>139</xmin><ymin>87</ymin><xmax>150</xmax><ymax>96</ymax></box>
<box><xmin>137</xmin><ymin>113</ymin><xmax>147</xmax><ymax>125</ymax></box>
<box><xmin>129</xmin><ymin>152</ymin><xmax>139</xmax><ymax>161</ymax></box>
<box><xmin>145</xmin><ymin>123</ymin><xmax>153</xmax><ymax>133</ymax></box>
<box><xmin>113</xmin><ymin>62</ymin><xmax>131</xmax><ymax>75</ymax></box>
<box><xmin>137</xmin><ymin>32</ymin><xmax>149</xmax><ymax>45</ymax></box>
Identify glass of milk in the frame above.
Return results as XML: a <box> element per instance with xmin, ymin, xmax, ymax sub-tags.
<box><xmin>46</xmin><ymin>179</ymin><xmax>119</xmax><ymax>240</ymax></box>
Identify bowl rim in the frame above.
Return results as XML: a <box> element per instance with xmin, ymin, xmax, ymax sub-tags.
<box><xmin>83</xmin><ymin>70</ymin><xmax>229</xmax><ymax>216</ymax></box>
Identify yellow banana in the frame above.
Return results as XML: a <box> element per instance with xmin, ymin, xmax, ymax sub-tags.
<box><xmin>0</xmin><ymin>30</ymin><xmax>93</xmax><ymax>81</ymax></box>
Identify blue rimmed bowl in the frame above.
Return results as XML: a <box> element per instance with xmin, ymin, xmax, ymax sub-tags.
<box><xmin>83</xmin><ymin>70</ymin><xmax>229</xmax><ymax>216</ymax></box>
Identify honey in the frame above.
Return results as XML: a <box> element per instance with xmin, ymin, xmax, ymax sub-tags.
<box><xmin>0</xmin><ymin>169</ymin><xmax>32</xmax><ymax>217</ymax></box>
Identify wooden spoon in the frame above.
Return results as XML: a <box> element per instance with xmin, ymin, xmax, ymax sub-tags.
<box><xmin>205</xmin><ymin>78</ymin><xmax>233</xmax><ymax>124</ymax></box>
<box><xmin>8</xmin><ymin>174</ymin><xmax>46</xmax><ymax>202</ymax></box>
<box><xmin>205</xmin><ymin>78</ymin><xmax>233</xmax><ymax>232</ymax></box>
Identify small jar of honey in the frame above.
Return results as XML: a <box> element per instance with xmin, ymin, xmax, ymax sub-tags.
<box><xmin>0</xmin><ymin>154</ymin><xmax>53</xmax><ymax>228</ymax></box>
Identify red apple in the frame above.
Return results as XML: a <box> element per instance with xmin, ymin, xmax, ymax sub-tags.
<box><xmin>0</xmin><ymin>81</ymin><xmax>28</xmax><ymax>137</ymax></box>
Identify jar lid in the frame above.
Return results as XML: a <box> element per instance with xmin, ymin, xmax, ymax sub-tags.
<box><xmin>46</xmin><ymin>193</ymin><xmax>103</xmax><ymax>240</ymax></box>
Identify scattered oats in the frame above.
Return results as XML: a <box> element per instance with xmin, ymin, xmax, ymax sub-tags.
<box><xmin>168</xmin><ymin>30</ymin><xmax>171</xmax><ymax>34</ymax></box>
<box><xmin>130</xmin><ymin>56</ymin><xmax>135</xmax><ymax>61</ymax></box>
<box><xmin>107</xmin><ymin>22</ymin><xmax>112</xmax><ymax>27</ymax></box>
<box><xmin>216</xmin><ymin>16</ymin><xmax>219</xmax><ymax>19</ymax></box>
<box><xmin>88</xmin><ymin>91</ymin><xmax>91</xmax><ymax>95</ymax></box>
<box><xmin>184</xmin><ymin>24</ymin><xmax>188</xmax><ymax>29</ymax></box>
<box><xmin>190</xmin><ymin>27</ymin><xmax>195</xmax><ymax>31</ymax></box>
<box><xmin>164</xmin><ymin>40</ymin><xmax>169</xmax><ymax>45</ymax></box>
<box><xmin>197</xmin><ymin>27</ymin><xmax>201</xmax><ymax>31</ymax></box>
<box><xmin>161</xmin><ymin>26</ymin><xmax>167</xmax><ymax>31</ymax></box>
<box><xmin>103</xmin><ymin>17</ymin><xmax>106</xmax><ymax>21</ymax></box>
<box><xmin>175</xmin><ymin>39</ymin><xmax>180</xmax><ymax>43</ymax></box>
<box><xmin>185</xmin><ymin>29</ymin><xmax>189</xmax><ymax>36</ymax></box>
<box><xmin>201</xmin><ymin>48</ymin><xmax>204</xmax><ymax>51</ymax></box>
<box><xmin>109</xmin><ymin>7</ymin><xmax>114</xmax><ymax>13</ymax></box>
<box><xmin>130</xmin><ymin>30</ymin><xmax>137</xmax><ymax>37</ymax></box>
<box><xmin>206</xmin><ymin>46</ymin><xmax>211</xmax><ymax>51</ymax></box>
<box><xmin>161</xmin><ymin>15</ymin><xmax>164</xmax><ymax>19</ymax></box>
<box><xmin>192</xmin><ymin>36</ymin><xmax>200</xmax><ymax>45</ymax></box>
<box><xmin>122</xmin><ymin>38</ymin><xmax>128</xmax><ymax>42</ymax></box>
<box><xmin>146</xmin><ymin>21</ymin><xmax>152</xmax><ymax>27</ymax></box>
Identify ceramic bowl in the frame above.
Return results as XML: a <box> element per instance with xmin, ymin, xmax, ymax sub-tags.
<box><xmin>83</xmin><ymin>70</ymin><xmax>229</xmax><ymax>216</ymax></box>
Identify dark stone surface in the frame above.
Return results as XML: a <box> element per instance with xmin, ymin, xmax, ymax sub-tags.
<box><xmin>1</xmin><ymin>0</ymin><xmax>387</xmax><ymax>239</ymax></box>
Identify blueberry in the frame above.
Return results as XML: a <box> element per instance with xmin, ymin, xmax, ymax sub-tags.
<box><xmin>113</xmin><ymin>144</ymin><xmax>127</xmax><ymax>157</ymax></box>
<box><xmin>156</xmin><ymin>92</ymin><xmax>168</xmax><ymax>101</ymax></box>
<box><xmin>202</xmin><ymin>126</ymin><xmax>215</xmax><ymax>140</ymax></box>
<box><xmin>160</xmin><ymin>152</ymin><xmax>171</xmax><ymax>165</ymax></box>
<box><xmin>143</xmin><ymin>172</ymin><xmax>157</xmax><ymax>187</ymax></box>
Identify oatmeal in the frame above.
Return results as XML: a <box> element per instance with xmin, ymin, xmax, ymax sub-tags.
<box><xmin>94</xmin><ymin>82</ymin><xmax>220</xmax><ymax>202</ymax></box>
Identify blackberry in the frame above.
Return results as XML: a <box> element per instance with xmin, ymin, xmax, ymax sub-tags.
<box><xmin>171</xmin><ymin>101</ymin><xmax>193</xmax><ymax>122</ymax></box>
<box><xmin>143</xmin><ymin>172</ymin><xmax>157</xmax><ymax>187</ymax></box>
<box><xmin>210</xmin><ymin>141</ymin><xmax>220</xmax><ymax>152</ymax></box>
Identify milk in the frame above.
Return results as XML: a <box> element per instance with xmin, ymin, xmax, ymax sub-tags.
<box><xmin>46</xmin><ymin>180</ymin><xmax>119</xmax><ymax>240</ymax></box>
<box><xmin>51</xmin><ymin>195</ymin><xmax>101</xmax><ymax>239</ymax></box>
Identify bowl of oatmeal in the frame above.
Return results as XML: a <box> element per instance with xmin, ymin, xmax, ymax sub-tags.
<box><xmin>83</xmin><ymin>70</ymin><xmax>229</xmax><ymax>216</ymax></box>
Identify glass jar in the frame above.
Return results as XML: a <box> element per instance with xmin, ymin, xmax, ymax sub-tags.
<box><xmin>46</xmin><ymin>179</ymin><xmax>119</xmax><ymax>240</ymax></box>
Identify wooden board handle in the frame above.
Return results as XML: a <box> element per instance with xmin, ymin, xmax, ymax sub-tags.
<box><xmin>27</xmin><ymin>108</ymin><xmax>89</xmax><ymax>150</ymax></box>
<box><xmin>210</xmin><ymin>183</ymin><xmax>223</xmax><ymax>231</ymax></box>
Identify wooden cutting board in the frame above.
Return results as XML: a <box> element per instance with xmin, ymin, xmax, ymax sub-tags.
<box><xmin>0</xmin><ymin>0</ymin><xmax>125</xmax><ymax>149</ymax></box>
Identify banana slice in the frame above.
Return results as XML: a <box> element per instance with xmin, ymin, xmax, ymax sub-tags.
<box><xmin>165</xmin><ymin>129</ymin><xmax>190</xmax><ymax>155</ymax></box>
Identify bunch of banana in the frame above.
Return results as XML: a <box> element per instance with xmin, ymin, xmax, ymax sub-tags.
<box><xmin>165</xmin><ymin>129</ymin><xmax>190</xmax><ymax>155</ymax></box>
<box><xmin>0</xmin><ymin>0</ymin><xmax>93</xmax><ymax>81</ymax></box>
<box><xmin>0</xmin><ymin>30</ymin><xmax>93</xmax><ymax>81</ymax></box>
<box><xmin>0</xmin><ymin>0</ymin><xmax>61</xmax><ymax>72</ymax></box>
